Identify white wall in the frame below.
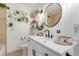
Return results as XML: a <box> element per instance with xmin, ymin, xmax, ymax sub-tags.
<box><xmin>34</xmin><ymin>3</ymin><xmax>74</xmax><ymax>37</ymax></box>
<box><xmin>32</xmin><ymin>3</ymin><xmax>79</xmax><ymax>55</ymax></box>
<box><xmin>7</xmin><ymin>3</ymin><xmax>30</xmax><ymax>52</ymax></box>
<box><xmin>71</xmin><ymin>4</ymin><xmax>79</xmax><ymax>39</ymax></box>
<box><xmin>70</xmin><ymin>3</ymin><xmax>79</xmax><ymax>56</ymax></box>
<box><xmin>7</xmin><ymin>3</ymin><xmax>79</xmax><ymax>55</ymax></box>
<box><xmin>7</xmin><ymin>3</ymin><xmax>47</xmax><ymax>53</ymax></box>
<box><xmin>32</xmin><ymin>3</ymin><xmax>79</xmax><ymax>39</ymax></box>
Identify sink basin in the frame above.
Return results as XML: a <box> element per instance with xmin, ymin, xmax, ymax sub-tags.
<box><xmin>38</xmin><ymin>37</ymin><xmax>53</xmax><ymax>43</ymax></box>
<box><xmin>53</xmin><ymin>36</ymin><xmax>73</xmax><ymax>46</ymax></box>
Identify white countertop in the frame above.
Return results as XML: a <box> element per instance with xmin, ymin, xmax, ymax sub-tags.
<box><xmin>28</xmin><ymin>35</ymin><xmax>77</xmax><ymax>55</ymax></box>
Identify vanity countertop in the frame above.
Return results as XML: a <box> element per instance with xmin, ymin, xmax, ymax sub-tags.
<box><xmin>28</xmin><ymin>35</ymin><xmax>77</xmax><ymax>55</ymax></box>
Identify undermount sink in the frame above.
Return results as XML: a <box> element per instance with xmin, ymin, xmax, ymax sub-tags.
<box><xmin>37</xmin><ymin>36</ymin><xmax>53</xmax><ymax>43</ymax></box>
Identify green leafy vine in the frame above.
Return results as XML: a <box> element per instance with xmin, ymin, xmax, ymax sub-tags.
<box><xmin>8</xmin><ymin>10</ymin><xmax>28</xmax><ymax>23</ymax></box>
<box><xmin>0</xmin><ymin>3</ymin><xmax>9</xmax><ymax>9</ymax></box>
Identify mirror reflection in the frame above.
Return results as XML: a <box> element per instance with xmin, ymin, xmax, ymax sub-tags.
<box><xmin>44</xmin><ymin>3</ymin><xmax>62</xmax><ymax>27</ymax></box>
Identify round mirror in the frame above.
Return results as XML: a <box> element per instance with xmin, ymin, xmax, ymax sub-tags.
<box><xmin>44</xmin><ymin>3</ymin><xmax>62</xmax><ymax>27</ymax></box>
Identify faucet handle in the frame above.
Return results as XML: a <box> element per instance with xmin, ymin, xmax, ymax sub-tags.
<box><xmin>45</xmin><ymin>34</ymin><xmax>48</xmax><ymax>37</ymax></box>
<box><xmin>51</xmin><ymin>35</ymin><xmax>53</xmax><ymax>38</ymax></box>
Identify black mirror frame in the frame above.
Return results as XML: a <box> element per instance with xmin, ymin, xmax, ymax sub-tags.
<box><xmin>44</xmin><ymin>3</ymin><xmax>62</xmax><ymax>27</ymax></box>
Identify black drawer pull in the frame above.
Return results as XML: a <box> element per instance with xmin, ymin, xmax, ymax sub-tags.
<box><xmin>66</xmin><ymin>52</ymin><xmax>72</xmax><ymax>56</ymax></box>
<box><xmin>32</xmin><ymin>49</ymin><xmax>36</xmax><ymax>56</ymax></box>
<box><xmin>44</xmin><ymin>53</ymin><xmax>48</xmax><ymax>56</ymax></box>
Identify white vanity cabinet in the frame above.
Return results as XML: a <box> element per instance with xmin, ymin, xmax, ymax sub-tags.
<box><xmin>27</xmin><ymin>36</ymin><xmax>77</xmax><ymax>56</ymax></box>
<box><xmin>28</xmin><ymin>43</ymin><xmax>42</xmax><ymax>56</ymax></box>
<box><xmin>27</xmin><ymin>38</ymin><xmax>43</xmax><ymax>56</ymax></box>
<box><xmin>27</xmin><ymin>38</ymin><xmax>58</xmax><ymax>56</ymax></box>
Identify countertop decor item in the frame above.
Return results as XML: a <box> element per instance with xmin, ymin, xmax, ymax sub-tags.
<box><xmin>53</xmin><ymin>36</ymin><xmax>73</xmax><ymax>46</ymax></box>
<box><xmin>30</xmin><ymin>9</ymin><xmax>45</xmax><ymax>31</ymax></box>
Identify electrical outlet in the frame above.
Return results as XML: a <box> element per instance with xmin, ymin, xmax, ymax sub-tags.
<box><xmin>56</xmin><ymin>30</ymin><xmax>61</xmax><ymax>34</ymax></box>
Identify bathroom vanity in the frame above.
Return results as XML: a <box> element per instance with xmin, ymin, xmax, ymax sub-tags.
<box><xmin>27</xmin><ymin>36</ymin><xmax>77</xmax><ymax>56</ymax></box>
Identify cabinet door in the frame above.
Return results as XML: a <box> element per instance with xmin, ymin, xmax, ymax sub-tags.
<box><xmin>42</xmin><ymin>47</ymin><xmax>57</xmax><ymax>56</ymax></box>
<box><xmin>28</xmin><ymin>43</ymin><xmax>42</xmax><ymax>56</ymax></box>
<box><xmin>64</xmin><ymin>47</ymin><xmax>74</xmax><ymax>56</ymax></box>
<box><xmin>32</xmin><ymin>48</ymin><xmax>42</xmax><ymax>56</ymax></box>
<box><xmin>27</xmin><ymin>38</ymin><xmax>58</xmax><ymax>56</ymax></box>
<box><xmin>27</xmin><ymin>39</ymin><xmax>43</xmax><ymax>56</ymax></box>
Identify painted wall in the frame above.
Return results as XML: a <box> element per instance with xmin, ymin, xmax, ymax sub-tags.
<box><xmin>7</xmin><ymin>3</ymin><xmax>79</xmax><ymax>55</ymax></box>
<box><xmin>7</xmin><ymin>3</ymin><xmax>47</xmax><ymax>53</ymax></box>
<box><xmin>33</xmin><ymin>3</ymin><xmax>74</xmax><ymax>37</ymax></box>
<box><xmin>46</xmin><ymin>3</ymin><xmax>73</xmax><ymax>36</ymax></box>
<box><xmin>31</xmin><ymin>3</ymin><xmax>79</xmax><ymax>55</ymax></box>
<box><xmin>7</xmin><ymin>3</ymin><xmax>30</xmax><ymax>52</ymax></box>
<box><xmin>70</xmin><ymin>4</ymin><xmax>79</xmax><ymax>55</ymax></box>
<box><xmin>44</xmin><ymin>3</ymin><xmax>79</xmax><ymax>55</ymax></box>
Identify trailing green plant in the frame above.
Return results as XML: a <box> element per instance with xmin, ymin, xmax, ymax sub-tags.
<box><xmin>0</xmin><ymin>3</ymin><xmax>9</xmax><ymax>9</ymax></box>
<box><xmin>8</xmin><ymin>10</ymin><xmax>28</xmax><ymax>23</ymax></box>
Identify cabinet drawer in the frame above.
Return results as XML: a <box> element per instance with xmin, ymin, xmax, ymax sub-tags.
<box><xmin>42</xmin><ymin>47</ymin><xmax>57</xmax><ymax>56</ymax></box>
<box><xmin>28</xmin><ymin>43</ymin><xmax>42</xmax><ymax>56</ymax></box>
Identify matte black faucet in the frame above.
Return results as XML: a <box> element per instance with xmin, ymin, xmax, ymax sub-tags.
<box><xmin>44</xmin><ymin>29</ymin><xmax>50</xmax><ymax>38</ymax></box>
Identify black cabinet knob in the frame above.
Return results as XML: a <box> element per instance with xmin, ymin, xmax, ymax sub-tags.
<box><xmin>32</xmin><ymin>49</ymin><xmax>36</xmax><ymax>56</ymax></box>
<box><xmin>44</xmin><ymin>53</ymin><xmax>48</xmax><ymax>56</ymax></box>
<box><xmin>66</xmin><ymin>52</ymin><xmax>71</xmax><ymax>56</ymax></box>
